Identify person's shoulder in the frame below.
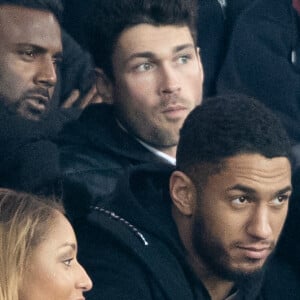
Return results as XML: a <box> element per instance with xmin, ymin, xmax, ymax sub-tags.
<box><xmin>236</xmin><ymin>0</ymin><xmax>293</xmax><ymax>25</ymax></box>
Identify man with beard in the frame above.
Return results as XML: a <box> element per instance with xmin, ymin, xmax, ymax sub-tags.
<box><xmin>0</xmin><ymin>0</ymin><xmax>63</xmax><ymax>121</ymax></box>
<box><xmin>0</xmin><ymin>0</ymin><xmax>99</xmax><ymax>193</ymax></box>
<box><xmin>58</xmin><ymin>0</ymin><xmax>203</xmax><ymax>216</ymax></box>
<box><xmin>74</xmin><ymin>94</ymin><xmax>300</xmax><ymax>299</ymax></box>
<box><xmin>0</xmin><ymin>0</ymin><xmax>63</xmax><ymax>193</ymax></box>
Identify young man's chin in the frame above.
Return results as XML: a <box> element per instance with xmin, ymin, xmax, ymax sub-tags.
<box><xmin>222</xmin><ymin>252</ymin><xmax>274</xmax><ymax>283</ymax></box>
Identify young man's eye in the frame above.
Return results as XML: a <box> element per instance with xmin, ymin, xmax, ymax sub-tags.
<box><xmin>231</xmin><ymin>196</ymin><xmax>250</xmax><ymax>207</ymax></box>
<box><xmin>271</xmin><ymin>195</ymin><xmax>290</xmax><ymax>207</ymax></box>
<box><xmin>135</xmin><ymin>62</ymin><xmax>153</xmax><ymax>72</ymax></box>
<box><xmin>177</xmin><ymin>54</ymin><xmax>192</xmax><ymax>64</ymax></box>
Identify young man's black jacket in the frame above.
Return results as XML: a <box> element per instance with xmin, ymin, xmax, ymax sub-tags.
<box><xmin>58</xmin><ymin>104</ymin><xmax>170</xmax><ymax>218</ymax></box>
<box><xmin>74</xmin><ymin>164</ymin><xmax>300</xmax><ymax>300</ymax></box>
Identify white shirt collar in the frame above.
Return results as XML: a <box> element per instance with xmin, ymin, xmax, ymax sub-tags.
<box><xmin>116</xmin><ymin>118</ymin><xmax>176</xmax><ymax>165</ymax></box>
<box><xmin>136</xmin><ymin>138</ymin><xmax>176</xmax><ymax>165</ymax></box>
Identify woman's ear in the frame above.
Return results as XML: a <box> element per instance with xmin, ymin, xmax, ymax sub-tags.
<box><xmin>94</xmin><ymin>68</ymin><xmax>113</xmax><ymax>104</ymax></box>
<box><xmin>169</xmin><ymin>171</ymin><xmax>197</xmax><ymax>216</ymax></box>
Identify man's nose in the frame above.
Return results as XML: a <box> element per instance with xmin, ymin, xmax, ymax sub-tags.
<box><xmin>34</xmin><ymin>57</ymin><xmax>57</xmax><ymax>88</ymax></box>
<box><xmin>159</xmin><ymin>64</ymin><xmax>181</xmax><ymax>95</ymax></box>
<box><xmin>246</xmin><ymin>205</ymin><xmax>272</xmax><ymax>240</ymax></box>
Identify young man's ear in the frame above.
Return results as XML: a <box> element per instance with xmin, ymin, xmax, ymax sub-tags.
<box><xmin>94</xmin><ymin>68</ymin><xmax>113</xmax><ymax>104</ymax></box>
<box><xmin>169</xmin><ymin>171</ymin><xmax>196</xmax><ymax>216</ymax></box>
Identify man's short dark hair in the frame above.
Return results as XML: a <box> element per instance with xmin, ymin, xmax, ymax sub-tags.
<box><xmin>177</xmin><ymin>94</ymin><xmax>292</xmax><ymax>174</ymax></box>
<box><xmin>0</xmin><ymin>0</ymin><xmax>63</xmax><ymax>22</ymax></box>
<box><xmin>85</xmin><ymin>0</ymin><xmax>198</xmax><ymax>81</ymax></box>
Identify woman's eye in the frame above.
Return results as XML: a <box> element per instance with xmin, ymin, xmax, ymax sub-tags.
<box><xmin>63</xmin><ymin>258</ymin><xmax>73</xmax><ymax>267</ymax></box>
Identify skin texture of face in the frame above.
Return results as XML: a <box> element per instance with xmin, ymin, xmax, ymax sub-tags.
<box><xmin>171</xmin><ymin>154</ymin><xmax>292</xmax><ymax>283</ymax></box>
<box><xmin>111</xmin><ymin>24</ymin><xmax>203</xmax><ymax>157</ymax></box>
<box><xmin>0</xmin><ymin>5</ymin><xmax>62</xmax><ymax>121</ymax></box>
<box><xmin>19</xmin><ymin>212</ymin><xmax>92</xmax><ymax>300</ymax></box>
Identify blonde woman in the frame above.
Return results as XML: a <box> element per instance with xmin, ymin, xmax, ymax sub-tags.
<box><xmin>0</xmin><ymin>189</ymin><xmax>92</xmax><ymax>300</ymax></box>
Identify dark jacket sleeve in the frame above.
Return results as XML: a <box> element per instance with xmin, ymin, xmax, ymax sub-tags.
<box><xmin>217</xmin><ymin>0</ymin><xmax>300</xmax><ymax>143</ymax></box>
<box><xmin>75</xmin><ymin>221</ymin><xmax>157</xmax><ymax>300</ymax></box>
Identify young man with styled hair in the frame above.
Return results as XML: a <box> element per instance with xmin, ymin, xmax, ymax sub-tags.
<box><xmin>59</xmin><ymin>0</ymin><xmax>204</xmax><ymax>214</ymax></box>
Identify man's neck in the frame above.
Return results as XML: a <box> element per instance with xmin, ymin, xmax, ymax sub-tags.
<box><xmin>187</xmin><ymin>254</ymin><xmax>234</xmax><ymax>300</ymax></box>
<box><xmin>172</xmin><ymin>208</ymin><xmax>234</xmax><ymax>300</ymax></box>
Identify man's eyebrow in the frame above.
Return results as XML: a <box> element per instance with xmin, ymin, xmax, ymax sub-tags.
<box><xmin>125</xmin><ymin>51</ymin><xmax>155</xmax><ymax>64</ymax></box>
<box><xmin>16</xmin><ymin>43</ymin><xmax>63</xmax><ymax>57</ymax></box>
<box><xmin>172</xmin><ymin>43</ymin><xmax>195</xmax><ymax>54</ymax></box>
<box><xmin>275</xmin><ymin>186</ymin><xmax>293</xmax><ymax>196</ymax></box>
<box><xmin>125</xmin><ymin>43</ymin><xmax>196</xmax><ymax>64</ymax></box>
<box><xmin>16</xmin><ymin>43</ymin><xmax>46</xmax><ymax>52</ymax></box>
<box><xmin>226</xmin><ymin>184</ymin><xmax>257</xmax><ymax>194</ymax></box>
<box><xmin>226</xmin><ymin>184</ymin><xmax>293</xmax><ymax>196</ymax></box>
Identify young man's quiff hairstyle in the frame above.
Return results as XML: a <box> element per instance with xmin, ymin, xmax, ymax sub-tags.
<box><xmin>85</xmin><ymin>0</ymin><xmax>199</xmax><ymax>81</ymax></box>
<box><xmin>0</xmin><ymin>0</ymin><xmax>63</xmax><ymax>21</ymax></box>
<box><xmin>177</xmin><ymin>94</ymin><xmax>292</xmax><ymax>176</ymax></box>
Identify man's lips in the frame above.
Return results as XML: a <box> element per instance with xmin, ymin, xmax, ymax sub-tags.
<box><xmin>162</xmin><ymin>105</ymin><xmax>187</xmax><ymax>117</ymax></box>
<box><xmin>237</xmin><ymin>246</ymin><xmax>272</xmax><ymax>260</ymax></box>
<box><xmin>26</xmin><ymin>95</ymin><xmax>49</xmax><ymax>112</ymax></box>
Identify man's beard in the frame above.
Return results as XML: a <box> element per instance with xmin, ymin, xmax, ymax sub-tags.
<box><xmin>191</xmin><ymin>214</ymin><xmax>273</xmax><ymax>284</ymax></box>
<box><xmin>0</xmin><ymin>88</ymin><xmax>50</xmax><ymax>121</ymax></box>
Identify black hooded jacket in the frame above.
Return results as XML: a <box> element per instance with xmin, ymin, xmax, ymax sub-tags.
<box><xmin>58</xmin><ymin>104</ymin><xmax>170</xmax><ymax>218</ymax></box>
<box><xmin>73</xmin><ymin>164</ymin><xmax>300</xmax><ymax>300</ymax></box>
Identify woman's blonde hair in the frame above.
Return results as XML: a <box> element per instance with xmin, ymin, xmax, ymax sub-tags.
<box><xmin>0</xmin><ymin>189</ymin><xmax>65</xmax><ymax>300</ymax></box>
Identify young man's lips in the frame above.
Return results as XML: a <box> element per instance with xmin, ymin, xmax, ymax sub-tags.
<box><xmin>237</xmin><ymin>246</ymin><xmax>271</xmax><ymax>260</ymax></box>
<box><xmin>162</xmin><ymin>105</ymin><xmax>187</xmax><ymax>117</ymax></box>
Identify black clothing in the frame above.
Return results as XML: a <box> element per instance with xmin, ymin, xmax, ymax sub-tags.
<box><xmin>0</xmin><ymin>32</ymin><xmax>93</xmax><ymax>193</ymax></box>
<box><xmin>197</xmin><ymin>0</ymin><xmax>226</xmax><ymax>97</ymax></box>
<box><xmin>50</xmin><ymin>30</ymin><xmax>94</xmax><ymax>122</ymax></box>
<box><xmin>217</xmin><ymin>0</ymin><xmax>300</xmax><ymax>144</ymax></box>
<box><xmin>59</xmin><ymin>104</ymin><xmax>170</xmax><ymax>219</ymax></box>
<box><xmin>0</xmin><ymin>102</ymin><xmax>61</xmax><ymax>194</ymax></box>
<box><xmin>74</xmin><ymin>164</ymin><xmax>300</xmax><ymax>300</ymax></box>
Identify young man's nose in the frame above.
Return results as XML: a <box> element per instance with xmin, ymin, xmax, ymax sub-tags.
<box><xmin>159</xmin><ymin>64</ymin><xmax>181</xmax><ymax>95</ymax></box>
<box><xmin>246</xmin><ymin>206</ymin><xmax>272</xmax><ymax>240</ymax></box>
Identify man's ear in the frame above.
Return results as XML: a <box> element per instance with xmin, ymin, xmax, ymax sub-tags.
<box><xmin>169</xmin><ymin>171</ymin><xmax>196</xmax><ymax>216</ymax></box>
<box><xmin>94</xmin><ymin>68</ymin><xmax>113</xmax><ymax>104</ymax></box>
